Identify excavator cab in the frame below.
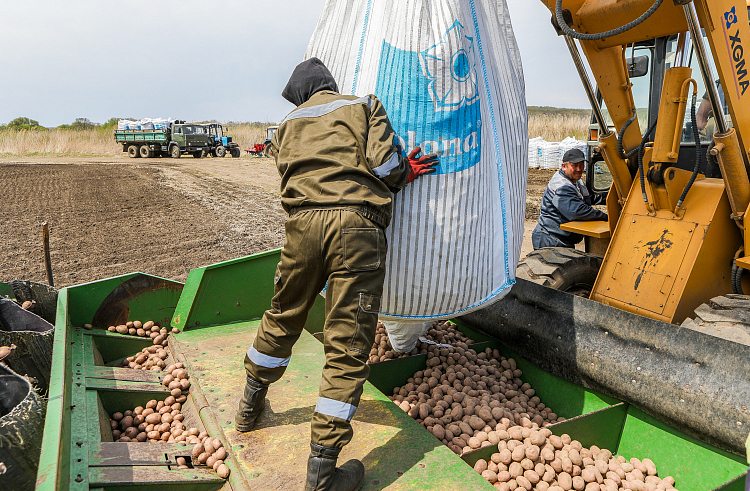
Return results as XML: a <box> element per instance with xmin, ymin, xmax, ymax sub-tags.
<box><xmin>587</xmin><ymin>33</ymin><xmax>733</xmax><ymax>202</ymax></box>
<box><xmin>485</xmin><ymin>0</ymin><xmax>750</xmax><ymax>459</ymax></box>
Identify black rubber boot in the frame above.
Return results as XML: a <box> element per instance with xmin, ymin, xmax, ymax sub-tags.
<box><xmin>304</xmin><ymin>442</ymin><xmax>364</xmax><ymax>491</ymax></box>
<box><xmin>234</xmin><ymin>376</ymin><xmax>269</xmax><ymax>432</ymax></box>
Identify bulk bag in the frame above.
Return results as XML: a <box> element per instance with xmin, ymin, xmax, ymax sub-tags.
<box><xmin>306</xmin><ymin>0</ymin><xmax>528</xmax><ymax>319</ymax></box>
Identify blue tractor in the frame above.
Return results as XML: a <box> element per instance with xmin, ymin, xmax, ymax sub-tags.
<box><xmin>205</xmin><ymin>123</ymin><xmax>240</xmax><ymax>158</ymax></box>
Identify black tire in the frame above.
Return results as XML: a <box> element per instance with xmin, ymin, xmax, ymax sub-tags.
<box><xmin>230</xmin><ymin>148</ymin><xmax>240</xmax><ymax>158</ymax></box>
<box><xmin>516</xmin><ymin>247</ymin><xmax>603</xmax><ymax>297</ymax></box>
<box><xmin>681</xmin><ymin>295</ymin><xmax>750</xmax><ymax>344</ymax></box>
<box><xmin>139</xmin><ymin>145</ymin><xmax>152</xmax><ymax>158</ymax></box>
<box><xmin>170</xmin><ymin>145</ymin><xmax>181</xmax><ymax>159</ymax></box>
<box><xmin>127</xmin><ymin>145</ymin><xmax>140</xmax><ymax>158</ymax></box>
<box><xmin>263</xmin><ymin>144</ymin><xmax>273</xmax><ymax>158</ymax></box>
<box><xmin>215</xmin><ymin>145</ymin><xmax>226</xmax><ymax>158</ymax></box>
<box><xmin>192</xmin><ymin>152</ymin><xmax>202</xmax><ymax>158</ymax></box>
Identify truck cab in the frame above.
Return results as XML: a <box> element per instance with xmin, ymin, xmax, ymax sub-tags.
<box><xmin>170</xmin><ymin>123</ymin><xmax>211</xmax><ymax>158</ymax></box>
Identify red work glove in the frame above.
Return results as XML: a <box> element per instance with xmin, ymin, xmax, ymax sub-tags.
<box><xmin>407</xmin><ymin>147</ymin><xmax>439</xmax><ymax>183</ymax></box>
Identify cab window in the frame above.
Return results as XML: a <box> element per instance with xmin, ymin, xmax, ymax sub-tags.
<box><xmin>665</xmin><ymin>33</ymin><xmax>732</xmax><ymax>143</ymax></box>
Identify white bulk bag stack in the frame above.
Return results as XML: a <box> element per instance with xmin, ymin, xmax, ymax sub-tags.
<box><xmin>307</xmin><ymin>0</ymin><xmax>528</xmax><ymax>320</ymax></box>
<box><xmin>541</xmin><ymin>141</ymin><xmax>561</xmax><ymax>169</ymax></box>
<box><xmin>528</xmin><ymin>137</ymin><xmax>544</xmax><ymax>169</ymax></box>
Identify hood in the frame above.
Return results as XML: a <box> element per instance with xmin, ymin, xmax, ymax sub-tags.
<box><xmin>282</xmin><ymin>57</ymin><xmax>339</xmax><ymax>107</ymax></box>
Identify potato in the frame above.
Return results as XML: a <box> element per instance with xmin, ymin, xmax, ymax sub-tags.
<box><xmin>171</xmin><ymin>388</ymin><xmax>182</xmax><ymax>397</ymax></box>
<box><xmin>516</xmin><ymin>475</ymin><xmax>532</xmax><ymax>490</ymax></box>
<box><xmin>146</xmin><ymin>400</ymin><xmax>158</xmax><ymax>409</ymax></box>
<box><xmin>176</xmin><ymin>395</ymin><xmax>187</xmax><ymax>403</ymax></box>
<box><xmin>214</xmin><ymin>447</ymin><xmax>227</xmax><ymax>461</ymax></box>
<box><xmin>642</xmin><ymin>458</ymin><xmax>657</xmax><ymax>476</ymax></box>
<box><xmin>482</xmin><ymin>469</ymin><xmax>498</xmax><ymax>483</ymax></box>
<box><xmin>216</xmin><ymin>463</ymin><xmax>230</xmax><ymax>479</ymax></box>
<box><xmin>144</xmin><ymin>321</ymin><xmax>154</xmax><ymax>330</ymax></box>
<box><xmin>197</xmin><ymin>452</ymin><xmax>208</xmax><ymax>464</ymax></box>
<box><xmin>204</xmin><ymin>441</ymin><xmax>216</xmax><ymax>455</ymax></box>
<box><xmin>108</xmin><ymin>325</ymin><xmax>116</xmax><ymax>332</ymax></box>
<box><xmin>145</xmin><ymin>413</ymin><xmax>161</xmax><ymax>425</ymax></box>
<box><xmin>115</xmin><ymin>325</ymin><xmax>129</xmax><ymax>334</ymax></box>
<box><xmin>154</xmin><ymin>334</ymin><xmax>166</xmax><ymax>345</ymax></box>
<box><xmin>112</xmin><ymin>412</ymin><xmax>124</xmax><ymax>421</ymax></box>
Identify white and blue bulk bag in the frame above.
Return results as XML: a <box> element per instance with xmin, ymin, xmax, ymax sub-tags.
<box><xmin>307</xmin><ymin>0</ymin><xmax>528</xmax><ymax>320</ymax></box>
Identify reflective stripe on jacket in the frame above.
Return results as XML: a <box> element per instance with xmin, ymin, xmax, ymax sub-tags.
<box><xmin>535</xmin><ymin>169</ymin><xmax>607</xmax><ymax>247</ymax></box>
<box><xmin>270</xmin><ymin>90</ymin><xmax>409</xmax><ymax>228</ymax></box>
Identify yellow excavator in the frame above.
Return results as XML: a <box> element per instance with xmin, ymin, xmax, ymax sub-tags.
<box><xmin>461</xmin><ymin>0</ymin><xmax>750</xmax><ymax>457</ymax></box>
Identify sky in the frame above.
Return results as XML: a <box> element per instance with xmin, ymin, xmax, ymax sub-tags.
<box><xmin>0</xmin><ymin>0</ymin><xmax>591</xmax><ymax>127</ymax></box>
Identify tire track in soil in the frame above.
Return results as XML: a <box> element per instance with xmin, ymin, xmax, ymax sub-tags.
<box><xmin>0</xmin><ymin>162</ymin><xmax>286</xmax><ymax>287</ymax></box>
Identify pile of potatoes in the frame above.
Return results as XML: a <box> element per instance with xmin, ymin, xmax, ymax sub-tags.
<box><xmin>368</xmin><ymin>320</ymin><xmax>475</xmax><ymax>364</ymax></box>
<box><xmin>107</xmin><ymin>320</ymin><xmax>179</xmax><ymax>346</ymax></box>
<box><xmin>473</xmin><ymin>429</ymin><xmax>677</xmax><ymax>491</ymax></box>
<box><xmin>120</xmin><ymin>344</ymin><xmax>170</xmax><ymax>372</ymax></box>
<box><xmin>390</xmin><ymin>346</ymin><xmax>562</xmax><ymax>455</ymax></box>
<box><xmin>110</xmin><ymin>398</ymin><xmax>230</xmax><ymax>479</ymax></box>
<box><xmin>161</xmin><ymin>362</ymin><xmax>191</xmax><ymax>400</ymax></box>
<box><xmin>109</xmin><ymin>363</ymin><xmax>230</xmax><ymax>480</ymax></box>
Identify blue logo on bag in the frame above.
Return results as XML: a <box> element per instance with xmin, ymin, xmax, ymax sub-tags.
<box><xmin>375</xmin><ymin>20</ymin><xmax>481</xmax><ymax>174</ymax></box>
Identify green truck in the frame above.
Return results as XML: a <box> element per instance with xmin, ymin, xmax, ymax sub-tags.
<box><xmin>114</xmin><ymin>121</ymin><xmax>213</xmax><ymax>159</ymax></box>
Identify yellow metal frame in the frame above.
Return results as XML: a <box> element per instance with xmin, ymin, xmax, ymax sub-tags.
<box><xmin>560</xmin><ymin>220</ymin><xmax>611</xmax><ymax>238</ymax></box>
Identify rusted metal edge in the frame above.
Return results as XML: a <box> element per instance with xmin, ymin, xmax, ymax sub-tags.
<box><xmin>169</xmin><ymin>335</ymin><xmax>251</xmax><ymax>491</ymax></box>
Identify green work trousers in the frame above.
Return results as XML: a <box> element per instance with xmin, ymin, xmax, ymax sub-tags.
<box><xmin>245</xmin><ymin>208</ymin><xmax>386</xmax><ymax>449</ymax></box>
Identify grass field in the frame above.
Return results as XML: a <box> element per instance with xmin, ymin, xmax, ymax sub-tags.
<box><xmin>0</xmin><ymin>109</ymin><xmax>591</xmax><ymax>156</ymax></box>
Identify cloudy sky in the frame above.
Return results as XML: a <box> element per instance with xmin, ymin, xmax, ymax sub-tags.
<box><xmin>0</xmin><ymin>0</ymin><xmax>589</xmax><ymax>127</ymax></box>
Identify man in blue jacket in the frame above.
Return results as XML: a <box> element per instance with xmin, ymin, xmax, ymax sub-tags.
<box><xmin>532</xmin><ymin>148</ymin><xmax>607</xmax><ymax>249</ymax></box>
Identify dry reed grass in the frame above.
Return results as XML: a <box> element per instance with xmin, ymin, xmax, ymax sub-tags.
<box><xmin>223</xmin><ymin>123</ymin><xmax>267</xmax><ymax>151</ymax></box>
<box><xmin>0</xmin><ymin>128</ymin><xmax>120</xmax><ymax>156</ymax></box>
<box><xmin>528</xmin><ymin>113</ymin><xmax>589</xmax><ymax>141</ymax></box>
<box><xmin>0</xmin><ymin>113</ymin><xmax>588</xmax><ymax>156</ymax></box>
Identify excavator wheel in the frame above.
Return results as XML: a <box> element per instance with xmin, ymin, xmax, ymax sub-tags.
<box><xmin>681</xmin><ymin>294</ymin><xmax>750</xmax><ymax>344</ymax></box>
<box><xmin>516</xmin><ymin>247</ymin><xmax>603</xmax><ymax>297</ymax></box>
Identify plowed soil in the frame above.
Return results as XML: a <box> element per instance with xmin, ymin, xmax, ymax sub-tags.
<box><xmin>0</xmin><ymin>155</ymin><xmax>287</xmax><ymax>287</ymax></box>
<box><xmin>0</xmin><ymin>156</ymin><xmax>553</xmax><ymax>288</ymax></box>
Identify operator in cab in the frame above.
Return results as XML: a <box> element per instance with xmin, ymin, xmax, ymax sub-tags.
<box><xmin>532</xmin><ymin>148</ymin><xmax>607</xmax><ymax>249</ymax></box>
<box><xmin>234</xmin><ymin>57</ymin><xmax>438</xmax><ymax>491</ymax></box>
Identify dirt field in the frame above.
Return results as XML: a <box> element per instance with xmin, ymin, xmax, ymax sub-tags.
<box><xmin>0</xmin><ymin>156</ymin><xmax>554</xmax><ymax>288</ymax></box>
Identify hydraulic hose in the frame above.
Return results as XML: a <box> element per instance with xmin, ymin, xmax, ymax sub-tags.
<box><xmin>638</xmin><ymin>117</ymin><xmax>658</xmax><ymax>203</ymax></box>
<box><xmin>676</xmin><ymin>92</ymin><xmax>701</xmax><ymax>208</ymax></box>
<box><xmin>617</xmin><ymin>110</ymin><xmax>639</xmax><ymax>160</ymax></box>
<box><xmin>732</xmin><ymin>248</ymin><xmax>745</xmax><ymax>294</ymax></box>
<box><xmin>555</xmin><ymin>0</ymin><xmax>664</xmax><ymax>41</ymax></box>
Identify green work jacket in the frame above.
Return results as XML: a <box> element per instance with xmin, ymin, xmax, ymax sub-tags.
<box><xmin>270</xmin><ymin>90</ymin><xmax>409</xmax><ymax>228</ymax></box>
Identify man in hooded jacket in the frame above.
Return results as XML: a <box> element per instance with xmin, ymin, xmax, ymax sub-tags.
<box><xmin>234</xmin><ymin>57</ymin><xmax>438</xmax><ymax>491</ymax></box>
